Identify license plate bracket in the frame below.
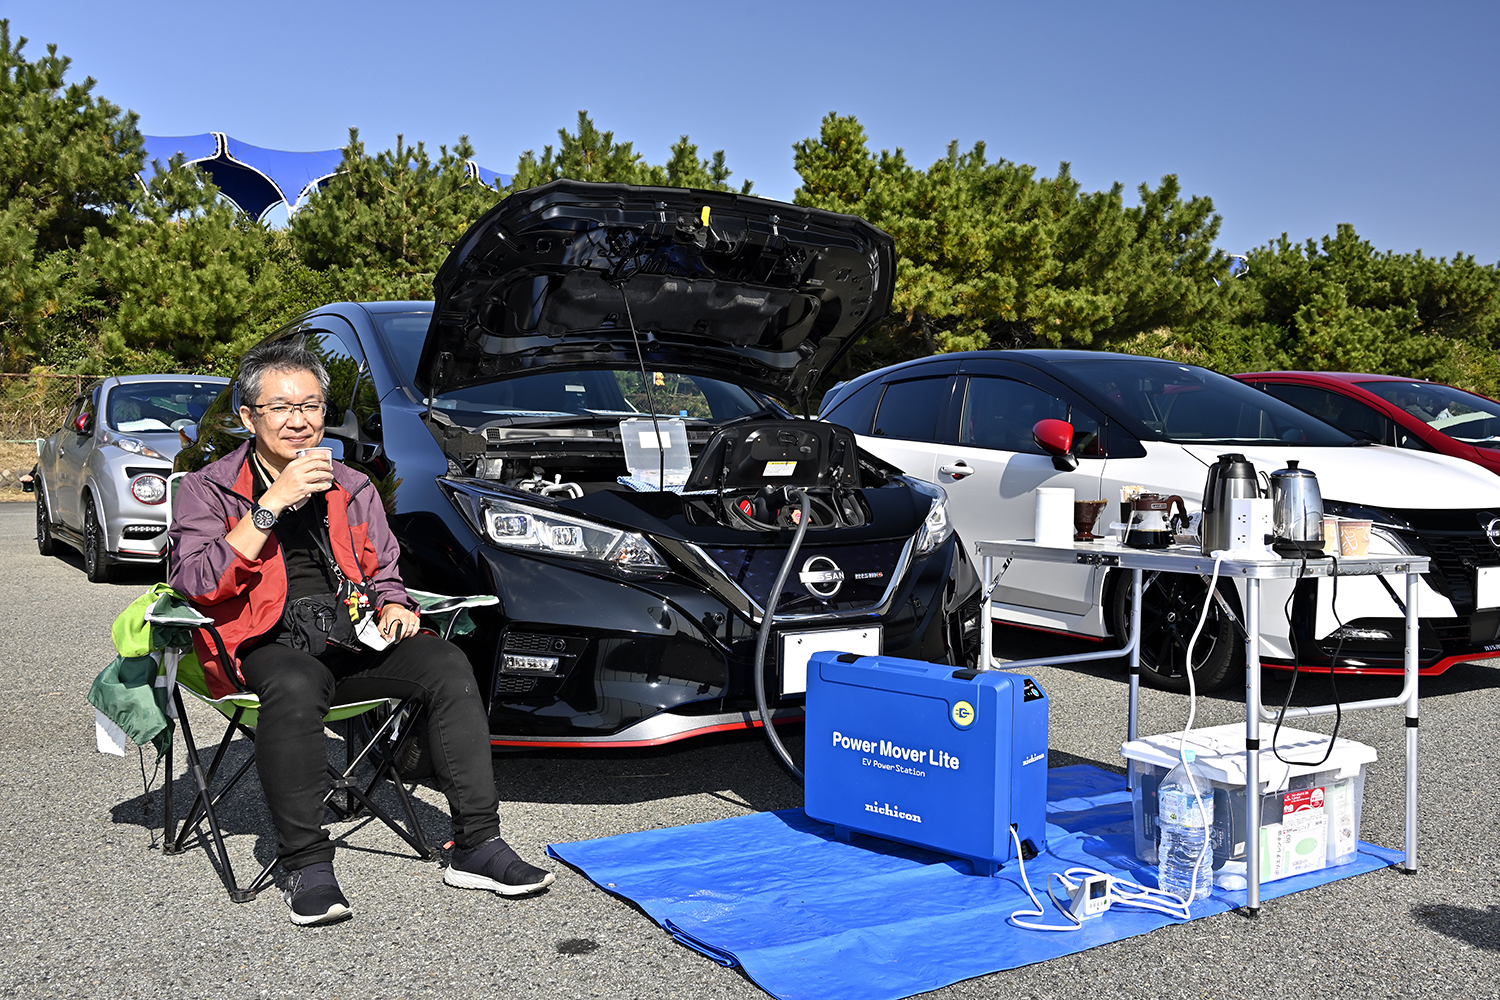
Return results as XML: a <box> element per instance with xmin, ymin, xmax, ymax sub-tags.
<box><xmin>1477</xmin><ymin>566</ymin><xmax>1500</xmax><ymax>611</ymax></box>
<box><xmin>779</xmin><ymin>626</ymin><xmax>881</xmax><ymax>696</ymax></box>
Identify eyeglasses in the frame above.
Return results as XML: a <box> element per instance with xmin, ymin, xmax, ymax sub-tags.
<box><xmin>248</xmin><ymin>399</ymin><xmax>327</xmax><ymax>421</ymax></box>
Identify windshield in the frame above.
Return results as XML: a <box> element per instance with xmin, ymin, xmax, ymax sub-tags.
<box><xmin>106</xmin><ymin>381</ymin><xmax>224</xmax><ymax>433</ymax></box>
<box><xmin>1055</xmin><ymin>357</ymin><xmax>1354</xmax><ymax>445</ymax></box>
<box><xmin>1357</xmin><ymin>380</ymin><xmax>1500</xmax><ymax>449</ymax></box>
<box><xmin>370</xmin><ymin>311</ymin><xmax>767</xmax><ymax>423</ymax></box>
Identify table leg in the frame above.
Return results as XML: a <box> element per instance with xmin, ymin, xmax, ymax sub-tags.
<box><xmin>1245</xmin><ymin>576</ymin><xmax>1262</xmax><ymax>914</ymax></box>
<box><xmin>1405</xmin><ymin>569</ymin><xmax>1419</xmax><ymax>872</ymax></box>
<box><xmin>981</xmin><ymin>555</ymin><xmax>994</xmax><ymax>671</ymax></box>
<box><xmin>1128</xmin><ymin>568</ymin><xmax>1141</xmax><ymax>744</ymax></box>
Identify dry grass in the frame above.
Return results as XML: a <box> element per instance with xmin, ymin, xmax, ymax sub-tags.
<box><xmin>0</xmin><ymin>439</ymin><xmax>40</xmax><ymax>503</ymax></box>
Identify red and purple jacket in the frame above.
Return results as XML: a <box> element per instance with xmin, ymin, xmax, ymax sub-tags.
<box><xmin>167</xmin><ymin>440</ymin><xmax>411</xmax><ymax>698</ymax></box>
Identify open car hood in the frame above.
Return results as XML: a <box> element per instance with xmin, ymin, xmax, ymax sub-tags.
<box><xmin>417</xmin><ymin>181</ymin><xmax>896</xmax><ymax>403</ymax></box>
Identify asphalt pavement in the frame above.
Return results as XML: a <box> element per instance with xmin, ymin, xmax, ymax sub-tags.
<box><xmin>1</xmin><ymin>500</ymin><xmax>1496</xmax><ymax>1000</ymax></box>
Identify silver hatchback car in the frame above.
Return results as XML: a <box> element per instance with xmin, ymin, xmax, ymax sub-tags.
<box><xmin>35</xmin><ymin>373</ymin><xmax>228</xmax><ymax>581</ymax></box>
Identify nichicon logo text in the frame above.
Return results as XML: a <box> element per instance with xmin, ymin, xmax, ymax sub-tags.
<box><xmin>865</xmin><ymin>801</ymin><xmax>922</xmax><ymax>823</ymax></box>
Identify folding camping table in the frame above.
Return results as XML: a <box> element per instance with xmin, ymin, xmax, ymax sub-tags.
<box><xmin>973</xmin><ymin>537</ymin><xmax>1428</xmax><ymax>913</ymax></box>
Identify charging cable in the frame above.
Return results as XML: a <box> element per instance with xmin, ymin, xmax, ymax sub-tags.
<box><xmin>1006</xmin><ymin>827</ymin><xmax>1191</xmax><ymax>931</ymax></box>
<box><xmin>752</xmin><ymin>490</ymin><xmax>812</xmax><ymax>780</ymax></box>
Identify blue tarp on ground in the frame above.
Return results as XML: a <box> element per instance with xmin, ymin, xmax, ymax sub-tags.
<box><xmin>548</xmin><ymin>765</ymin><xmax>1403</xmax><ymax>1000</ymax></box>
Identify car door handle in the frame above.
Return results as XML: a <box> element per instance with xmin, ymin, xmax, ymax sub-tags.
<box><xmin>938</xmin><ymin>462</ymin><xmax>975</xmax><ymax>479</ymax></box>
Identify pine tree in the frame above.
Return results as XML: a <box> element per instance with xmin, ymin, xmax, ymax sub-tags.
<box><xmin>289</xmin><ymin>129</ymin><xmax>501</xmax><ymax>300</ymax></box>
<box><xmin>505</xmin><ymin>111</ymin><xmax>751</xmax><ymax>194</ymax></box>
<box><xmin>793</xmin><ymin>112</ymin><xmax>1232</xmax><ymax>379</ymax></box>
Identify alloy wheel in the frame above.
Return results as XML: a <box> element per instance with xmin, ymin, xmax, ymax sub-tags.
<box><xmin>83</xmin><ymin>497</ymin><xmax>112</xmax><ymax>583</ymax></box>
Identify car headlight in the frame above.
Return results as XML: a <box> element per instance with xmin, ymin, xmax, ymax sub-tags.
<box><xmin>906</xmin><ymin>478</ymin><xmax>954</xmax><ymax>555</ymax></box>
<box><xmin>130</xmin><ymin>474</ymin><xmax>167</xmax><ymax>505</ymax></box>
<box><xmin>105</xmin><ymin>434</ymin><xmax>167</xmax><ymax>460</ymax></box>
<box><xmin>479</xmin><ymin>496</ymin><xmax>668</xmax><ymax>571</ymax></box>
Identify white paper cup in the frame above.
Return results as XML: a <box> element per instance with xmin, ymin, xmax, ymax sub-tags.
<box><xmin>1034</xmin><ymin>487</ymin><xmax>1075</xmax><ymax>546</ymax></box>
<box><xmin>295</xmin><ymin>447</ymin><xmax>333</xmax><ymax>464</ymax></box>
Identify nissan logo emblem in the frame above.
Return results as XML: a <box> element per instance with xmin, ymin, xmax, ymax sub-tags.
<box><xmin>1486</xmin><ymin>518</ymin><xmax>1500</xmax><ymax>549</ymax></box>
<box><xmin>799</xmin><ymin>555</ymin><xmax>845</xmax><ymax>598</ymax></box>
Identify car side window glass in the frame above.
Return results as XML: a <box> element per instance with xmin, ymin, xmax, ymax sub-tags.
<box><xmin>871</xmin><ymin>377</ymin><xmax>950</xmax><ymax>441</ymax></box>
<box><xmin>305</xmin><ymin>330</ymin><xmax>365</xmax><ymax>420</ymax></box>
<box><xmin>820</xmin><ymin>379</ymin><xmax>882</xmax><ymax>434</ymax></box>
<box><xmin>64</xmin><ymin>395</ymin><xmax>86</xmax><ymax>430</ymax></box>
<box><xmin>79</xmin><ymin>387</ymin><xmax>100</xmax><ymax>433</ymax></box>
<box><xmin>959</xmin><ymin>376</ymin><xmax>1102</xmax><ymax>456</ymax></box>
<box><xmin>1261</xmin><ymin>384</ymin><xmax>1392</xmax><ymax>444</ymax></box>
<box><xmin>1395</xmin><ymin>427</ymin><xmax>1435</xmax><ymax>450</ymax></box>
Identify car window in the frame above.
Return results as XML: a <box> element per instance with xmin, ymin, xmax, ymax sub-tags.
<box><xmin>1260</xmin><ymin>383</ymin><xmax>1394</xmax><ymax>444</ymax></box>
<box><xmin>367</xmin><ymin>311</ymin><xmax>763</xmax><ymax>423</ymax></box>
<box><xmin>77</xmin><ymin>387</ymin><xmax>100</xmax><ymax>434</ymax></box>
<box><xmin>819</xmin><ymin>378</ymin><xmax>883</xmax><ymax>434</ymax></box>
<box><xmin>1057</xmin><ymin>357</ymin><xmax>1351</xmax><ymax>445</ymax></box>
<box><xmin>1357</xmin><ymin>380</ymin><xmax>1500</xmax><ymax>450</ymax></box>
<box><xmin>64</xmin><ymin>395</ymin><xmax>86</xmax><ymax>431</ymax></box>
<box><xmin>106</xmin><ymin>381</ymin><xmax>224</xmax><ymax>433</ymax></box>
<box><xmin>305</xmin><ymin>329</ymin><xmax>365</xmax><ymax>418</ymax></box>
<box><xmin>959</xmin><ymin>376</ymin><xmax>1102</xmax><ymax>456</ymax></box>
<box><xmin>871</xmin><ymin>377</ymin><xmax>949</xmax><ymax>441</ymax></box>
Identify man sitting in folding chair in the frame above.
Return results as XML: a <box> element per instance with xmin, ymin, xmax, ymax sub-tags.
<box><xmin>169</xmin><ymin>337</ymin><xmax>552</xmax><ymax>926</ymax></box>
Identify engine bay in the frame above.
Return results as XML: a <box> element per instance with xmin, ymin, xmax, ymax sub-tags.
<box><xmin>432</xmin><ymin>415</ymin><xmax>882</xmax><ymax>532</ymax></box>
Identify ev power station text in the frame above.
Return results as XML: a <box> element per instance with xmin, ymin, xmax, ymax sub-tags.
<box><xmin>830</xmin><ymin>731</ymin><xmax>960</xmax><ymax>770</ymax></box>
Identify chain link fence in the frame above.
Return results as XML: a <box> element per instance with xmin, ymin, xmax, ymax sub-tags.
<box><xmin>0</xmin><ymin>373</ymin><xmax>89</xmax><ymax>441</ymax></box>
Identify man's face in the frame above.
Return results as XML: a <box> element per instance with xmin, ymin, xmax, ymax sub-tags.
<box><xmin>238</xmin><ymin>368</ymin><xmax>326</xmax><ymax>465</ymax></box>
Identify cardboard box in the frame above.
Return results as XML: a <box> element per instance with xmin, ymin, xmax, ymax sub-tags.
<box><xmin>1121</xmin><ymin>724</ymin><xmax>1375</xmax><ymax>883</ymax></box>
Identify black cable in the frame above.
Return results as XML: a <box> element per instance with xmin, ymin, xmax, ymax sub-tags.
<box><xmin>753</xmin><ymin>491</ymin><xmax>812</xmax><ymax>781</ymax></box>
<box><xmin>619</xmin><ymin>288</ymin><xmax>666</xmax><ymax>491</ymax></box>
<box><xmin>1274</xmin><ymin>554</ymin><xmax>1344</xmax><ymax>768</ymax></box>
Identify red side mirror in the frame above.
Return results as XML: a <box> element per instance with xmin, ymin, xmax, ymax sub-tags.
<box><xmin>1032</xmin><ymin>418</ymin><xmax>1073</xmax><ymax>456</ymax></box>
<box><xmin>74</xmin><ymin>413</ymin><xmax>92</xmax><ymax>434</ymax></box>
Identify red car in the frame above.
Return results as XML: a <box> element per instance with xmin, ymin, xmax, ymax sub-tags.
<box><xmin>1234</xmin><ymin>371</ymin><xmax>1500</xmax><ymax>478</ymax></box>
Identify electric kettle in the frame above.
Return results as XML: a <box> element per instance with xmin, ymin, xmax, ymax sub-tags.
<box><xmin>1201</xmin><ymin>453</ymin><xmax>1262</xmax><ymax>556</ymax></box>
<box><xmin>1269</xmin><ymin>460</ymin><xmax>1325</xmax><ymax>553</ymax></box>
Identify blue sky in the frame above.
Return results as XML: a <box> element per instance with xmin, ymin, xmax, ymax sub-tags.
<box><xmin>9</xmin><ymin>0</ymin><xmax>1499</xmax><ymax>261</ymax></box>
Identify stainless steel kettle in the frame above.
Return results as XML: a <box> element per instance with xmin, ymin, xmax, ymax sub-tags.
<box><xmin>1201</xmin><ymin>453</ymin><xmax>1261</xmax><ymax>555</ymax></box>
<box><xmin>1269</xmin><ymin>460</ymin><xmax>1324</xmax><ymax>549</ymax></box>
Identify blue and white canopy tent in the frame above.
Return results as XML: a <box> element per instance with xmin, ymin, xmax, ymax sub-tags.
<box><xmin>139</xmin><ymin>133</ymin><xmax>511</xmax><ymax>221</ymax></box>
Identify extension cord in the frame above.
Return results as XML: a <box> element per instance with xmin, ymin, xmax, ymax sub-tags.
<box><xmin>1010</xmin><ymin>555</ymin><xmax>1224</xmax><ymax>933</ymax></box>
<box><xmin>1005</xmin><ymin>827</ymin><xmax>1191</xmax><ymax>932</ymax></box>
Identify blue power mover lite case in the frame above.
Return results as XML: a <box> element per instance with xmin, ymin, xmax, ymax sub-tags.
<box><xmin>803</xmin><ymin>652</ymin><xmax>1049</xmax><ymax>876</ymax></box>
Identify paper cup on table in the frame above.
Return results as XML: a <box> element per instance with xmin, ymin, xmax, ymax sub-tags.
<box><xmin>1034</xmin><ymin>487</ymin><xmax>1075</xmax><ymax>546</ymax></box>
<box><xmin>1322</xmin><ymin>516</ymin><xmax>1340</xmax><ymax>553</ymax></box>
<box><xmin>1339</xmin><ymin>518</ymin><xmax>1372</xmax><ymax>557</ymax></box>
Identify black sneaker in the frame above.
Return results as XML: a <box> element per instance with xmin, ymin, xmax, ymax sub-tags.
<box><xmin>444</xmin><ymin>836</ymin><xmax>555</xmax><ymax>896</ymax></box>
<box><xmin>283</xmin><ymin>862</ymin><xmax>352</xmax><ymax>926</ymax></box>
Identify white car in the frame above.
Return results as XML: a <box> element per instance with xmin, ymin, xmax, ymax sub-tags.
<box><xmin>818</xmin><ymin>350</ymin><xmax>1500</xmax><ymax>690</ymax></box>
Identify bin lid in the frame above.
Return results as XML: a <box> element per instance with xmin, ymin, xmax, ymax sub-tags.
<box><xmin>1120</xmin><ymin>723</ymin><xmax>1377</xmax><ymax>790</ymax></box>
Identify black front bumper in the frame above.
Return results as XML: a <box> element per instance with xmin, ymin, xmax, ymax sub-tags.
<box><xmin>467</xmin><ymin>538</ymin><xmax>969</xmax><ymax>744</ymax></box>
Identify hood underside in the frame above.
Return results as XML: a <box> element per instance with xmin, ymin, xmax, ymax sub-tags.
<box><xmin>418</xmin><ymin>181</ymin><xmax>896</xmax><ymax>403</ymax></box>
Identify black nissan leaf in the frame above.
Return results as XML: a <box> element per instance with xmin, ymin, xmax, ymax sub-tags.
<box><xmin>179</xmin><ymin>181</ymin><xmax>980</xmax><ymax>746</ymax></box>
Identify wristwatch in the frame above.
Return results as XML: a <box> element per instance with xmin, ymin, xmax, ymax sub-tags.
<box><xmin>250</xmin><ymin>502</ymin><xmax>278</xmax><ymax>531</ymax></box>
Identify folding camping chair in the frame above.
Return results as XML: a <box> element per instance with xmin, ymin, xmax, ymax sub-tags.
<box><xmin>145</xmin><ymin>587</ymin><xmax>498</xmax><ymax>903</ymax></box>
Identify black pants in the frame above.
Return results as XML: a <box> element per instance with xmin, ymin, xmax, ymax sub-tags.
<box><xmin>239</xmin><ymin>634</ymin><xmax>501</xmax><ymax>870</ymax></box>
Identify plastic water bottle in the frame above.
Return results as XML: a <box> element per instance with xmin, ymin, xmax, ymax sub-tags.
<box><xmin>1157</xmin><ymin>750</ymin><xmax>1215</xmax><ymax>903</ymax></box>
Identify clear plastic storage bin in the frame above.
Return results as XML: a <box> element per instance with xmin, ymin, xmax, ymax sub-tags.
<box><xmin>620</xmin><ymin>417</ymin><xmax>691</xmax><ymax>489</ymax></box>
<box><xmin>1121</xmin><ymin>724</ymin><xmax>1375</xmax><ymax>883</ymax></box>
